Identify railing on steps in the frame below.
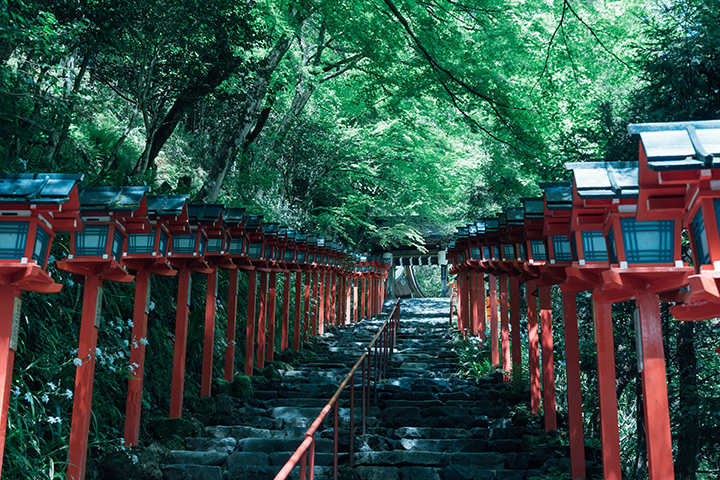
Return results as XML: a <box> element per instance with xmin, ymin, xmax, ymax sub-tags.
<box><xmin>273</xmin><ymin>299</ymin><xmax>401</xmax><ymax>480</ymax></box>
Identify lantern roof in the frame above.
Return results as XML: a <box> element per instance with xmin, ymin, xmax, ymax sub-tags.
<box><xmin>187</xmin><ymin>204</ymin><xmax>224</xmax><ymax>223</ymax></box>
<box><xmin>295</xmin><ymin>232</ymin><xmax>307</xmax><ymax>244</ymax></box>
<box><xmin>262</xmin><ymin>222</ymin><xmax>279</xmax><ymax>236</ymax></box>
<box><xmin>475</xmin><ymin>220</ymin><xmax>486</xmax><ymax>233</ymax></box>
<box><xmin>146</xmin><ymin>194</ymin><xmax>189</xmax><ymax>218</ymax></box>
<box><xmin>628</xmin><ymin>120</ymin><xmax>720</xmax><ymax>170</ymax></box>
<box><xmin>0</xmin><ymin>173</ymin><xmax>84</xmax><ymax>204</ymax></box>
<box><xmin>539</xmin><ymin>182</ymin><xmax>573</xmax><ymax>209</ymax></box>
<box><xmin>79</xmin><ymin>186</ymin><xmax>149</xmax><ymax>212</ymax></box>
<box><xmin>566</xmin><ymin>162</ymin><xmax>639</xmax><ymax>199</ymax></box>
<box><xmin>522</xmin><ymin>197</ymin><xmax>545</xmax><ymax>219</ymax></box>
<box><xmin>222</xmin><ymin>208</ymin><xmax>246</xmax><ymax>226</ymax></box>
<box><xmin>484</xmin><ymin>217</ymin><xmax>499</xmax><ymax>232</ymax></box>
<box><xmin>244</xmin><ymin>215</ymin><xmax>263</xmax><ymax>230</ymax></box>
<box><xmin>317</xmin><ymin>236</ymin><xmax>326</xmax><ymax>247</ymax></box>
<box><xmin>457</xmin><ymin>226</ymin><xmax>469</xmax><ymax>239</ymax></box>
<box><xmin>307</xmin><ymin>236</ymin><xmax>318</xmax><ymax>247</ymax></box>
<box><xmin>505</xmin><ymin>207</ymin><xmax>524</xmax><ymax>226</ymax></box>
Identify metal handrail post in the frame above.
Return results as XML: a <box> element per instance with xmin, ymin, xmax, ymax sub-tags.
<box><xmin>333</xmin><ymin>401</ymin><xmax>339</xmax><ymax>480</ymax></box>
<box><xmin>349</xmin><ymin>372</ymin><xmax>355</xmax><ymax>468</ymax></box>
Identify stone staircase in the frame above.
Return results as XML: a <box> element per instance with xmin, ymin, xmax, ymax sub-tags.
<box><xmin>160</xmin><ymin>298</ymin><xmax>580</xmax><ymax>480</ymax></box>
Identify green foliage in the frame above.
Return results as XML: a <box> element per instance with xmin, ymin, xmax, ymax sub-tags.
<box><xmin>452</xmin><ymin>333</ymin><xmax>493</xmax><ymax>381</ymax></box>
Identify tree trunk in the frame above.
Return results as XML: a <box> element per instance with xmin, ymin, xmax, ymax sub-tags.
<box><xmin>675</xmin><ymin>321</ymin><xmax>698</xmax><ymax>479</ymax></box>
<box><xmin>196</xmin><ymin>33</ymin><xmax>292</xmax><ymax>203</ymax></box>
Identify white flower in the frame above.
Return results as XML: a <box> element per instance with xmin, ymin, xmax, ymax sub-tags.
<box><xmin>127</xmin><ymin>319</ymin><xmax>134</xmax><ymax>328</ymax></box>
<box><xmin>65</xmin><ymin>389</ymin><xmax>73</xmax><ymax>400</ymax></box>
<box><xmin>11</xmin><ymin>386</ymin><xmax>20</xmax><ymax>397</ymax></box>
<box><xmin>48</xmin><ymin>416</ymin><xmax>61</xmax><ymax>424</ymax></box>
<box><xmin>95</xmin><ymin>347</ymin><xmax>102</xmax><ymax>357</ymax></box>
<box><xmin>148</xmin><ymin>302</ymin><xmax>156</xmax><ymax>311</ymax></box>
<box><xmin>73</xmin><ymin>358</ymin><xmax>82</xmax><ymax>367</ymax></box>
<box><xmin>48</xmin><ymin>382</ymin><xmax>57</xmax><ymax>391</ymax></box>
<box><xmin>116</xmin><ymin>325</ymin><xmax>123</xmax><ymax>333</ymax></box>
<box><xmin>123</xmin><ymin>340</ymin><xmax>129</xmax><ymax>347</ymax></box>
<box><xmin>24</xmin><ymin>392</ymin><xmax>32</xmax><ymax>402</ymax></box>
<box><xmin>132</xmin><ymin>341</ymin><xmax>138</xmax><ymax>349</ymax></box>
<box><xmin>139</xmin><ymin>337</ymin><xmax>149</xmax><ymax>346</ymax></box>
<box><xmin>41</xmin><ymin>394</ymin><xmax>49</xmax><ymax>403</ymax></box>
<box><xmin>131</xmin><ymin>454</ymin><xmax>138</xmax><ymax>464</ymax></box>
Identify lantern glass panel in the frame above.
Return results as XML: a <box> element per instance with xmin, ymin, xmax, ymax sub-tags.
<box><xmin>158</xmin><ymin>229</ymin><xmax>169</xmax><ymax>255</ymax></box>
<box><xmin>531</xmin><ymin>240</ymin><xmax>546</xmax><ymax>261</ymax></box>
<box><xmin>173</xmin><ymin>234</ymin><xmax>196</xmax><ymax>254</ymax></box>
<box><xmin>111</xmin><ymin>228</ymin><xmax>124</xmax><ymax>261</ymax></box>
<box><xmin>248</xmin><ymin>243</ymin><xmax>263</xmax><ymax>259</ymax></box>
<box><xmin>76</xmin><ymin>225</ymin><xmax>108</xmax><ymax>257</ymax></box>
<box><xmin>581</xmin><ymin>231</ymin><xmax>609</xmax><ymax>262</ymax></box>
<box><xmin>284</xmin><ymin>250</ymin><xmax>295</xmax><ymax>261</ymax></box>
<box><xmin>32</xmin><ymin>225</ymin><xmax>50</xmax><ymax>267</ymax></box>
<box><xmin>229</xmin><ymin>237</ymin><xmax>244</xmax><ymax>255</ymax></box>
<box><xmin>471</xmin><ymin>247</ymin><xmax>482</xmax><ymax>259</ymax></box>
<box><xmin>297</xmin><ymin>251</ymin><xmax>306</xmax><ymax>262</ymax></box>
<box><xmin>206</xmin><ymin>237</ymin><xmax>223</xmax><ymax>253</ymax></box>
<box><xmin>608</xmin><ymin>226</ymin><xmax>618</xmax><ymax>264</ymax></box>
<box><xmin>0</xmin><ymin>221</ymin><xmax>29</xmax><ymax>259</ymax></box>
<box><xmin>691</xmin><ymin>209</ymin><xmax>710</xmax><ymax>266</ymax></box>
<box><xmin>484</xmin><ymin>246</ymin><xmax>491</xmax><ymax>259</ymax></box>
<box><xmin>503</xmin><ymin>244</ymin><xmax>515</xmax><ymax>260</ymax></box>
<box><xmin>620</xmin><ymin>218</ymin><xmax>674</xmax><ymax>264</ymax></box>
<box><xmin>198</xmin><ymin>235</ymin><xmax>207</xmax><ymax>255</ymax></box>
<box><xmin>308</xmin><ymin>253</ymin><xmax>315</xmax><ymax>263</ymax></box>
<box><xmin>128</xmin><ymin>233</ymin><xmax>155</xmax><ymax>254</ymax></box>
<box><xmin>518</xmin><ymin>243</ymin><xmax>526</xmax><ymax>260</ymax></box>
<box><xmin>552</xmin><ymin>235</ymin><xmax>573</xmax><ymax>261</ymax></box>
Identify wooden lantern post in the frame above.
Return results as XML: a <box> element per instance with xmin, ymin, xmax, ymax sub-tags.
<box><xmin>482</xmin><ymin>218</ymin><xmax>501</xmax><ymax>367</ymax></box>
<box><xmin>164</xmin><ymin>203</ymin><xmax>213</xmax><ymax>416</ymax></box>
<box><xmin>222</xmin><ymin>208</ymin><xmax>247</xmax><ymax>382</ymax></box>
<box><xmin>279</xmin><ymin>229</ymin><xmax>297</xmax><ymax>352</ymax></box>
<box><xmin>293</xmin><ymin>233</ymin><xmax>309</xmax><ymax>348</ymax></box>
<box><xmin>254</xmin><ymin>221</ymin><xmax>278</xmax><ymax>369</ymax></box>
<box><xmin>0</xmin><ymin>173</ymin><xmax>83</xmax><ymax>475</ymax></box>
<box><xmin>121</xmin><ymin>194</ymin><xmax>188</xmax><ymax>446</ymax></box>
<box><xmin>56</xmin><ymin>186</ymin><xmax>150</xmax><ymax>480</ymax></box>
<box><xmin>262</xmin><ymin>222</ymin><xmax>283</xmax><ymax>362</ymax></box>
<box><xmin>243</xmin><ymin>214</ymin><xmax>264</xmax><ymax>376</ymax></box>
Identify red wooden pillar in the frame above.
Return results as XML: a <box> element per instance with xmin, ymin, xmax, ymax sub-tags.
<box><xmin>281</xmin><ymin>272</ymin><xmax>291</xmax><ymax>351</ymax></box>
<box><xmin>313</xmin><ymin>272</ymin><xmax>325</xmax><ymax>335</ymax></box>
<box><xmin>170</xmin><ymin>268</ymin><xmax>191</xmax><ymax>417</ymax></box>
<box><xmin>561</xmin><ymin>291</ymin><xmax>586</xmax><ymax>479</ymax></box>
<box><xmin>224</xmin><ymin>268</ymin><xmax>238</xmax><ymax>382</ymax></box>
<box><xmin>244</xmin><ymin>269</ymin><xmax>257</xmax><ymax>376</ymax></box>
<box><xmin>360</xmin><ymin>277</ymin><xmax>367</xmax><ymax>321</ymax></box>
<box><xmin>459</xmin><ymin>272</ymin><xmax>470</xmax><ymax>334</ymax></box>
<box><xmin>293</xmin><ymin>271</ymin><xmax>302</xmax><ymax>350</ymax></box>
<box><xmin>538</xmin><ymin>285</ymin><xmax>557</xmax><ymax>431</ymax></box>
<box><xmin>266</xmin><ymin>272</ymin><xmax>277</xmax><ymax>362</ymax></box>
<box><xmin>593</xmin><ymin>300</ymin><xmax>622</xmax><ymax>479</ymax></box>
<box><xmin>636</xmin><ymin>292</ymin><xmax>674</xmax><ymax>480</ymax></box>
<box><xmin>527</xmin><ymin>281</ymin><xmax>540</xmax><ymax>414</ymax></box>
<box><xmin>201</xmin><ymin>267</ymin><xmax>218</xmax><ymax>397</ymax></box>
<box><xmin>510</xmin><ymin>277</ymin><xmax>522</xmax><ymax>380</ymax></box>
<box><xmin>478</xmin><ymin>274</ymin><xmax>486</xmax><ymax>342</ymax></box>
<box><xmin>67</xmin><ymin>275</ymin><xmax>103</xmax><ymax>480</ymax></box>
<box><xmin>325</xmin><ymin>272</ymin><xmax>332</xmax><ymax>326</ymax></box>
<box><xmin>353</xmin><ymin>279</ymin><xmax>358</xmax><ymax>323</ymax></box>
<box><xmin>469</xmin><ymin>271</ymin><xmax>479</xmax><ymax>334</ymax></box>
<box><xmin>489</xmin><ymin>275</ymin><xmax>499</xmax><ymax>367</ymax></box>
<box><xmin>124</xmin><ymin>271</ymin><xmax>150</xmax><ymax>445</ymax></box>
<box><xmin>304</xmin><ymin>271</ymin><xmax>311</xmax><ymax>340</ymax></box>
<box><xmin>0</xmin><ymin>285</ymin><xmax>21</xmax><ymax>472</ymax></box>
<box><xmin>256</xmin><ymin>271</ymin><xmax>268</xmax><ymax>369</ymax></box>
<box><xmin>314</xmin><ymin>272</ymin><xmax>321</xmax><ymax>335</ymax></box>
<box><xmin>500</xmin><ymin>275</ymin><xmax>510</xmax><ymax>376</ymax></box>
<box><xmin>330</xmin><ymin>272</ymin><xmax>337</xmax><ymax>325</ymax></box>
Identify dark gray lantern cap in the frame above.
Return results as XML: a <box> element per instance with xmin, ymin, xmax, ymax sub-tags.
<box><xmin>484</xmin><ymin>218</ymin><xmax>499</xmax><ymax>232</ymax></box>
<box><xmin>146</xmin><ymin>194</ymin><xmax>189</xmax><ymax>216</ymax></box>
<box><xmin>628</xmin><ymin>119</ymin><xmax>720</xmax><ymax>170</ymax></box>
<box><xmin>295</xmin><ymin>232</ymin><xmax>307</xmax><ymax>244</ymax></box>
<box><xmin>566</xmin><ymin>162</ymin><xmax>639</xmax><ymax>199</ymax></box>
<box><xmin>79</xmin><ymin>186</ymin><xmax>150</xmax><ymax>211</ymax></box>
<box><xmin>317</xmin><ymin>237</ymin><xmax>326</xmax><ymax>247</ymax></box>
<box><xmin>222</xmin><ymin>207</ymin><xmax>246</xmax><ymax>225</ymax></box>
<box><xmin>245</xmin><ymin>215</ymin><xmax>263</xmax><ymax>229</ymax></box>
<box><xmin>262</xmin><ymin>222</ymin><xmax>279</xmax><ymax>236</ymax></box>
<box><xmin>475</xmin><ymin>220</ymin><xmax>486</xmax><ymax>233</ymax></box>
<box><xmin>457</xmin><ymin>226</ymin><xmax>469</xmax><ymax>238</ymax></box>
<box><xmin>505</xmin><ymin>207</ymin><xmax>524</xmax><ymax>225</ymax></box>
<box><xmin>286</xmin><ymin>229</ymin><xmax>296</xmax><ymax>242</ymax></box>
<box><xmin>497</xmin><ymin>213</ymin><xmax>508</xmax><ymax>228</ymax></box>
<box><xmin>0</xmin><ymin>173</ymin><xmax>84</xmax><ymax>204</ymax></box>
<box><xmin>539</xmin><ymin>182</ymin><xmax>573</xmax><ymax>210</ymax></box>
<box><xmin>307</xmin><ymin>236</ymin><xmax>318</xmax><ymax>246</ymax></box>
<box><xmin>187</xmin><ymin>204</ymin><xmax>224</xmax><ymax>222</ymax></box>
<box><xmin>522</xmin><ymin>197</ymin><xmax>545</xmax><ymax>217</ymax></box>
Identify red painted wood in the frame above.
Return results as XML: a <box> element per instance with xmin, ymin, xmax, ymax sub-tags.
<box><xmin>0</xmin><ymin>285</ymin><xmax>21</xmax><ymax>475</ymax></box>
<box><xmin>312</xmin><ymin>272</ymin><xmax>319</xmax><ymax>335</ymax></box>
<box><xmin>124</xmin><ymin>270</ymin><xmax>150</xmax><ymax>445</ymax></box>
<box><xmin>489</xmin><ymin>275</ymin><xmax>499</xmax><ymax>367</ymax></box>
<box><xmin>562</xmin><ymin>292</ymin><xmax>586</xmax><ymax>479</ymax></box>
<box><xmin>256</xmin><ymin>271</ymin><xmax>268</xmax><ymax>369</ymax></box>
<box><xmin>500</xmin><ymin>275</ymin><xmax>510</xmax><ymax>376</ymax></box>
<box><xmin>593</xmin><ymin>300</ymin><xmax>622</xmax><ymax>480</ymax></box>
<box><xmin>636</xmin><ymin>292</ymin><xmax>675</xmax><ymax>480</ymax></box>
<box><xmin>459</xmin><ymin>273</ymin><xmax>470</xmax><ymax>334</ymax></box>
<box><xmin>266</xmin><ymin>272</ymin><xmax>277</xmax><ymax>362</ymax></box>
<box><xmin>304</xmin><ymin>272</ymin><xmax>311</xmax><ymax>340</ymax></box>
<box><xmin>245</xmin><ymin>270</ymin><xmax>257</xmax><ymax>376</ymax></box>
<box><xmin>294</xmin><ymin>272</ymin><xmax>302</xmax><ymax>350</ymax></box>
<box><xmin>510</xmin><ymin>277</ymin><xmax>522</xmax><ymax>378</ymax></box>
<box><xmin>324</xmin><ymin>272</ymin><xmax>332</xmax><ymax>327</ymax></box>
<box><xmin>281</xmin><ymin>272</ymin><xmax>291</xmax><ymax>351</ymax></box>
<box><xmin>527</xmin><ymin>281</ymin><xmax>540</xmax><ymax>414</ymax></box>
<box><xmin>330</xmin><ymin>273</ymin><xmax>337</xmax><ymax>325</ymax></box>
<box><xmin>479</xmin><ymin>274</ymin><xmax>486</xmax><ymax>342</ymax></box>
<box><xmin>170</xmin><ymin>268</ymin><xmax>191</xmax><ymax>417</ymax></box>
<box><xmin>539</xmin><ymin>285</ymin><xmax>557</xmax><ymax>431</ymax></box>
<box><xmin>224</xmin><ymin>269</ymin><xmax>238</xmax><ymax>381</ymax></box>
<box><xmin>470</xmin><ymin>271</ymin><xmax>480</xmax><ymax>335</ymax></box>
<box><xmin>361</xmin><ymin>278</ymin><xmax>367</xmax><ymax>321</ymax></box>
<box><xmin>318</xmin><ymin>273</ymin><xmax>325</xmax><ymax>335</ymax></box>
<box><xmin>67</xmin><ymin>275</ymin><xmax>102</xmax><ymax>480</ymax></box>
<box><xmin>201</xmin><ymin>267</ymin><xmax>218</xmax><ymax>397</ymax></box>
<box><xmin>353</xmin><ymin>280</ymin><xmax>358</xmax><ymax>323</ymax></box>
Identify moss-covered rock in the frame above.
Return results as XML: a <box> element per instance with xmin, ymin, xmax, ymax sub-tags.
<box><xmin>229</xmin><ymin>374</ymin><xmax>253</xmax><ymax>401</ymax></box>
<box><xmin>148</xmin><ymin>417</ymin><xmax>200</xmax><ymax>441</ymax></box>
<box><xmin>98</xmin><ymin>445</ymin><xmax>168</xmax><ymax>480</ymax></box>
<box><xmin>213</xmin><ymin>378</ymin><xmax>231</xmax><ymax>395</ymax></box>
<box><xmin>186</xmin><ymin>395</ymin><xmax>216</xmax><ymax>416</ymax></box>
<box><xmin>258</xmin><ymin>364</ymin><xmax>281</xmax><ymax>381</ymax></box>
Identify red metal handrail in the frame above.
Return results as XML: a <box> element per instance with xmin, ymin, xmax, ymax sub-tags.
<box><xmin>273</xmin><ymin>298</ymin><xmax>401</xmax><ymax>480</ymax></box>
